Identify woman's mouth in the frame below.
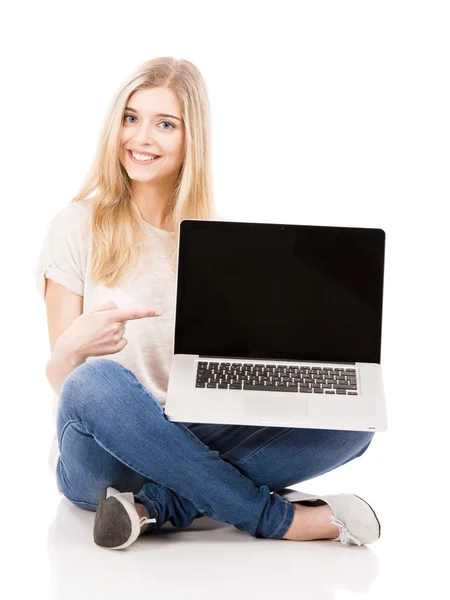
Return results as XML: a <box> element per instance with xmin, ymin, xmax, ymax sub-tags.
<box><xmin>128</xmin><ymin>150</ymin><xmax>162</xmax><ymax>165</ymax></box>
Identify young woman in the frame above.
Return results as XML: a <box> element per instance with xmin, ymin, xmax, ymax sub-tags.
<box><xmin>36</xmin><ymin>56</ymin><xmax>380</xmax><ymax>550</ymax></box>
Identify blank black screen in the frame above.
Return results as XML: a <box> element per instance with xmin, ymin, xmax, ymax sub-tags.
<box><xmin>174</xmin><ymin>220</ymin><xmax>385</xmax><ymax>364</ymax></box>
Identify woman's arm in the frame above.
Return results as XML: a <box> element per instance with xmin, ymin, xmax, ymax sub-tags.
<box><xmin>44</xmin><ymin>278</ymin><xmax>85</xmax><ymax>395</ymax></box>
<box><xmin>45</xmin><ymin>344</ymin><xmax>86</xmax><ymax>396</ymax></box>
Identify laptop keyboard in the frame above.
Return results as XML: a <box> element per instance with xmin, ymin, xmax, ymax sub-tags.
<box><xmin>195</xmin><ymin>362</ymin><xmax>359</xmax><ymax>395</ymax></box>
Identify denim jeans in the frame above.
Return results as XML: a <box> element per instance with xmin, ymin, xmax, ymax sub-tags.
<box><xmin>56</xmin><ymin>358</ymin><xmax>374</xmax><ymax>539</ymax></box>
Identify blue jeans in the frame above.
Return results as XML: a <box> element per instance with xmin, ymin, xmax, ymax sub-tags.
<box><xmin>56</xmin><ymin>358</ymin><xmax>374</xmax><ymax>539</ymax></box>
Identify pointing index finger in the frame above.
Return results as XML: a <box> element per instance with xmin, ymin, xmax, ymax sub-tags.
<box><xmin>110</xmin><ymin>308</ymin><xmax>162</xmax><ymax>321</ymax></box>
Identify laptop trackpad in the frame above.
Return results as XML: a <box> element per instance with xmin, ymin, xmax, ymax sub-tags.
<box><xmin>243</xmin><ymin>394</ymin><xmax>308</xmax><ymax>421</ymax></box>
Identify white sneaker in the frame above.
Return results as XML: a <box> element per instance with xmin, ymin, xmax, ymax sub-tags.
<box><xmin>93</xmin><ymin>486</ymin><xmax>157</xmax><ymax>550</ymax></box>
<box><xmin>276</xmin><ymin>488</ymin><xmax>381</xmax><ymax>546</ymax></box>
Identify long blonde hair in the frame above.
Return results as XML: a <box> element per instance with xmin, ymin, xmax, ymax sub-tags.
<box><xmin>70</xmin><ymin>57</ymin><xmax>217</xmax><ymax>287</ymax></box>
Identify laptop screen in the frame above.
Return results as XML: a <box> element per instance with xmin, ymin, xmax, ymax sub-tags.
<box><xmin>174</xmin><ymin>220</ymin><xmax>385</xmax><ymax>364</ymax></box>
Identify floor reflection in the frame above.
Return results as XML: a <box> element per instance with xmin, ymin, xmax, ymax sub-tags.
<box><xmin>47</xmin><ymin>496</ymin><xmax>379</xmax><ymax>599</ymax></box>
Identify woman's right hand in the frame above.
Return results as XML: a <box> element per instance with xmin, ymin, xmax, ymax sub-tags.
<box><xmin>53</xmin><ymin>300</ymin><xmax>162</xmax><ymax>362</ymax></box>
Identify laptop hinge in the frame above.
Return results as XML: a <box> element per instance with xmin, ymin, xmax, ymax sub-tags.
<box><xmin>198</xmin><ymin>355</ymin><xmax>356</xmax><ymax>365</ymax></box>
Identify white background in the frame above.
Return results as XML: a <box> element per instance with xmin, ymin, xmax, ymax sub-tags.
<box><xmin>1</xmin><ymin>1</ymin><xmax>449</xmax><ymax>597</ymax></box>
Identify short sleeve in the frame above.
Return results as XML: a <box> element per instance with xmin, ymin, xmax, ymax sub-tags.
<box><xmin>35</xmin><ymin>214</ymin><xmax>85</xmax><ymax>300</ymax></box>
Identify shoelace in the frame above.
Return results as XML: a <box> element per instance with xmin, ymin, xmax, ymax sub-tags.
<box><xmin>329</xmin><ymin>515</ymin><xmax>362</xmax><ymax>546</ymax></box>
<box><xmin>140</xmin><ymin>516</ymin><xmax>157</xmax><ymax>525</ymax></box>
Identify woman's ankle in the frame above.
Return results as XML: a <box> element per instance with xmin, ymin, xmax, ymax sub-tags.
<box><xmin>282</xmin><ymin>502</ymin><xmax>339</xmax><ymax>541</ymax></box>
<box><xmin>135</xmin><ymin>501</ymin><xmax>150</xmax><ymax>534</ymax></box>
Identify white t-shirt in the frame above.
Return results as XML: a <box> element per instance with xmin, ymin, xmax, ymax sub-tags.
<box><xmin>36</xmin><ymin>196</ymin><xmax>222</xmax><ymax>495</ymax></box>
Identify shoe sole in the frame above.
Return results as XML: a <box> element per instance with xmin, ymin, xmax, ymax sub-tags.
<box><xmin>93</xmin><ymin>487</ymin><xmax>141</xmax><ymax>550</ymax></box>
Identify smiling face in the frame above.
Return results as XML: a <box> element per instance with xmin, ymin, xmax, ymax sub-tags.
<box><xmin>119</xmin><ymin>86</ymin><xmax>185</xmax><ymax>185</ymax></box>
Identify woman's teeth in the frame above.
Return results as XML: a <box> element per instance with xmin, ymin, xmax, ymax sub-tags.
<box><xmin>131</xmin><ymin>151</ymin><xmax>160</xmax><ymax>161</ymax></box>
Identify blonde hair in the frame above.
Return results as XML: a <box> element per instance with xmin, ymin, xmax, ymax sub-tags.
<box><xmin>70</xmin><ymin>57</ymin><xmax>217</xmax><ymax>287</ymax></box>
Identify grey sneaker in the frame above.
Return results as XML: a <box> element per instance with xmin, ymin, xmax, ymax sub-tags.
<box><xmin>93</xmin><ymin>486</ymin><xmax>157</xmax><ymax>550</ymax></box>
<box><xmin>276</xmin><ymin>488</ymin><xmax>381</xmax><ymax>546</ymax></box>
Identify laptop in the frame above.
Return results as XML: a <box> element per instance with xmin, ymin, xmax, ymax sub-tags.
<box><xmin>165</xmin><ymin>219</ymin><xmax>387</xmax><ymax>432</ymax></box>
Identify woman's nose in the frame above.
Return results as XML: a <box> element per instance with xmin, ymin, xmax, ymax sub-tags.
<box><xmin>134</xmin><ymin>120</ymin><xmax>155</xmax><ymax>141</ymax></box>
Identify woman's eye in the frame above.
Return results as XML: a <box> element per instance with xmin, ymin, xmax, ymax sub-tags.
<box><xmin>159</xmin><ymin>120</ymin><xmax>175</xmax><ymax>129</ymax></box>
<box><xmin>123</xmin><ymin>115</ymin><xmax>175</xmax><ymax>129</ymax></box>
